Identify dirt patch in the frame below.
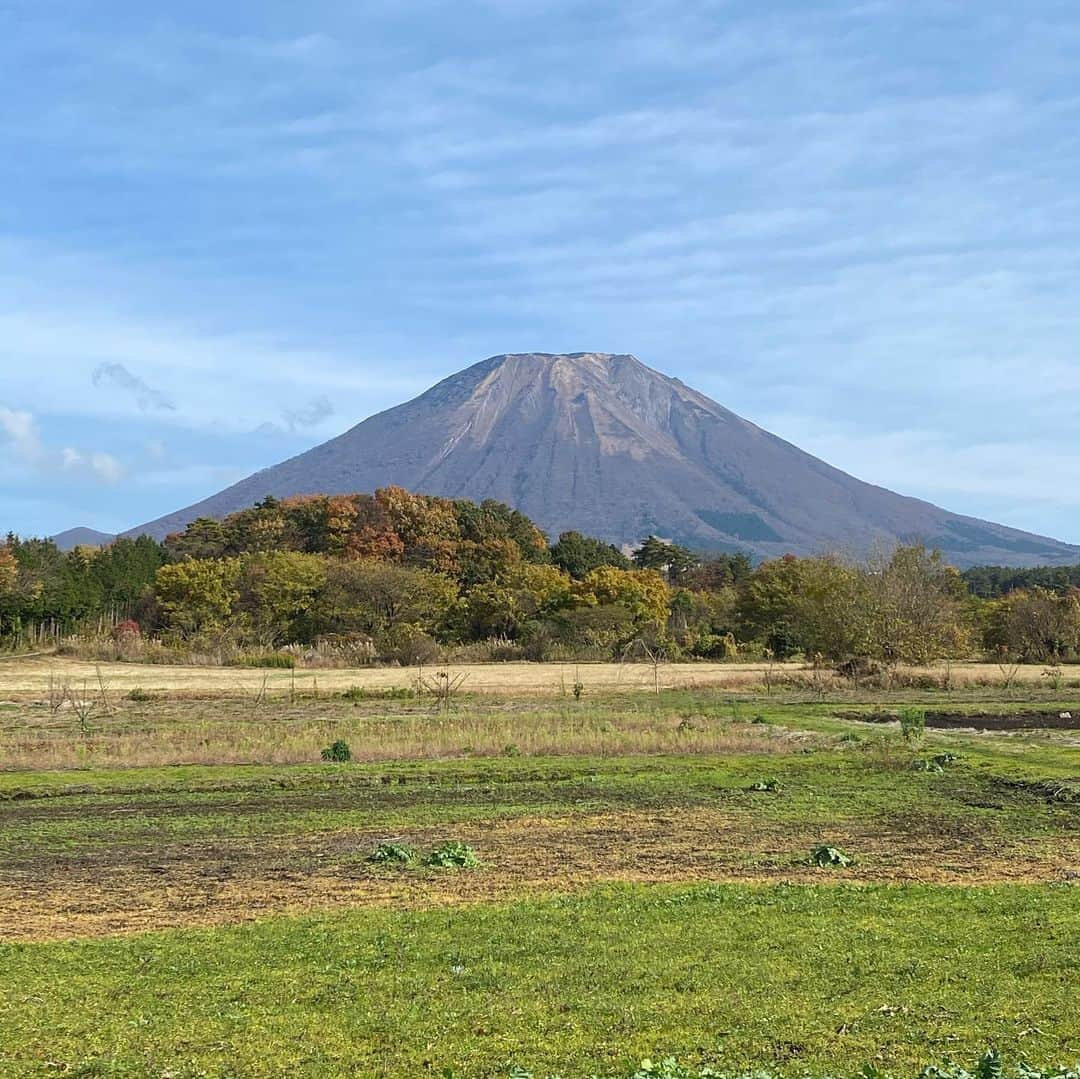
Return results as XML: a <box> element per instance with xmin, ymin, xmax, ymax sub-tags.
<box><xmin>2</xmin><ymin>807</ymin><xmax>1077</xmax><ymax>943</ymax></box>
<box><xmin>839</xmin><ymin>709</ymin><xmax>1080</xmax><ymax>731</ymax></box>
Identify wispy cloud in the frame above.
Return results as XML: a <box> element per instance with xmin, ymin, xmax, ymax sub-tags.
<box><xmin>92</xmin><ymin>362</ymin><xmax>175</xmax><ymax>411</ymax></box>
<box><xmin>282</xmin><ymin>395</ymin><xmax>334</xmax><ymax>432</ymax></box>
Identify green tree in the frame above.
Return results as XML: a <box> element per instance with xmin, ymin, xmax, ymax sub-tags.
<box><xmin>155</xmin><ymin>559</ymin><xmax>242</xmax><ymax>635</ymax></box>
<box><xmin>632</xmin><ymin>536</ymin><xmax>697</xmax><ymax>582</ymax></box>
<box><xmin>237</xmin><ymin>551</ymin><xmax>327</xmax><ymax>645</ymax></box>
<box><xmin>318</xmin><ymin>560</ymin><xmax>458</xmax><ymax>641</ymax></box>
<box><xmin>550</xmin><ymin>531</ymin><xmax>630</xmax><ymax>578</ymax></box>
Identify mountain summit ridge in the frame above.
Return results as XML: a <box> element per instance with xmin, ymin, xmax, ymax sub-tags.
<box><xmin>126</xmin><ymin>352</ymin><xmax>1079</xmax><ymax>567</ymax></box>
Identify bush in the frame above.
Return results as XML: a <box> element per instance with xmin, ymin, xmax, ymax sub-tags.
<box><xmin>236</xmin><ymin>652</ymin><xmax>296</xmax><ymax>669</ymax></box>
<box><xmin>899</xmin><ymin>707</ymin><xmax>926</xmax><ymax>744</ymax></box>
<box><xmin>125</xmin><ymin>687</ymin><xmax>156</xmax><ymax>703</ymax></box>
<box><xmin>369</xmin><ymin>841</ymin><xmax>416</xmax><ymax>865</ymax></box>
<box><xmin>320</xmin><ymin>739</ymin><xmax>352</xmax><ymax>762</ymax></box>
<box><xmin>426</xmin><ymin>842</ymin><xmax>479</xmax><ymax>868</ymax></box>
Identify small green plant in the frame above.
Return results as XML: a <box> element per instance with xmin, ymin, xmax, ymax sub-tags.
<box><xmin>125</xmin><ymin>687</ymin><xmax>155</xmax><ymax>703</ymax></box>
<box><xmin>810</xmin><ymin>844</ymin><xmax>852</xmax><ymax>868</ymax></box>
<box><xmin>369</xmin><ymin>841</ymin><xmax>417</xmax><ymax>866</ymax></box>
<box><xmin>426</xmin><ymin>842</ymin><xmax>479</xmax><ymax>868</ymax></box>
<box><xmin>899</xmin><ymin>707</ymin><xmax>926</xmax><ymax>745</ymax></box>
<box><xmin>320</xmin><ymin>739</ymin><xmax>352</xmax><ymax>762</ymax></box>
<box><xmin>749</xmin><ymin>777</ymin><xmax>779</xmax><ymax>792</ymax></box>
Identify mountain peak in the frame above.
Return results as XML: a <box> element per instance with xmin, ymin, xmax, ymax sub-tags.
<box><xmin>125</xmin><ymin>352</ymin><xmax>1080</xmax><ymax>567</ymax></box>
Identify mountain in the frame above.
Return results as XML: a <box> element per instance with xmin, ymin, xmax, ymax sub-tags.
<box><xmin>53</xmin><ymin>527</ymin><xmax>115</xmax><ymax>551</ymax></box>
<box><xmin>126</xmin><ymin>352</ymin><xmax>1080</xmax><ymax>568</ymax></box>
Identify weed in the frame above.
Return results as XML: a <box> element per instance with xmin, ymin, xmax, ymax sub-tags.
<box><xmin>426</xmin><ymin>842</ymin><xmax>480</xmax><ymax>868</ymax></box>
<box><xmin>810</xmin><ymin>844</ymin><xmax>852</xmax><ymax>868</ymax></box>
<box><xmin>749</xmin><ymin>777</ymin><xmax>779</xmax><ymax>792</ymax></box>
<box><xmin>125</xmin><ymin>687</ymin><xmax>156</xmax><ymax>703</ymax></box>
<box><xmin>320</xmin><ymin>739</ymin><xmax>352</xmax><ymax>762</ymax></box>
<box><xmin>369</xmin><ymin>841</ymin><xmax>417</xmax><ymax>866</ymax></box>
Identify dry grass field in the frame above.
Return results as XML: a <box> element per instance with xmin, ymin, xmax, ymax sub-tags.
<box><xmin>0</xmin><ymin>653</ymin><xmax>1071</xmax><ymax>699</ymax></box>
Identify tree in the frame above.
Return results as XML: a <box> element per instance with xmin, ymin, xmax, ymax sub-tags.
<box><xmin>864</xmin><ymin>546</ymin><xmax>971</xmax><ymax>665</ymax></box>
<box><xmin>632</xmin><ymin>536</ymin><xmax>697</xmax><ymax>582</ymax></box>
<box><xmin>237</xmin><ymin>551</ymin><xmax>327</xmax><ymax>645</ymax></box>
<box><xmin>983</xmin><ymin>587</ymin><xmax>1080</xmax><ymax>662</ymax></box>
<box><xmin>737</xmin><ymin>555</ymin><xmax>870</xmax><ymax>661</ymax></box>
<box><xmin>573</xmin><ymin>566</ymin><xmax>670</xmax><ymax>630</ymax></box>
<box><xmin>155</xmin><ymin>559</ymin><xmax>242</xmax><ymax>635</ymax></box>
<box><xmin>166</xmin><ymin>518</ymin><xmax>232</xmax><ymax>561</ymax></box>
<box><xmin>318</xmin><ymin>560</ymin><xmax>458</xmax><ymax>641</ymax></box>
<box><xmin>550</xmin><ymin>531</ymin><xmax>630</xmax><ymax>578</ymax></box>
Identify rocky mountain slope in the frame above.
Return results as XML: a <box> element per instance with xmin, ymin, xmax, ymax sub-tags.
<box><xmin>126</xmin><ymin>352</ymin><xmax>1079</xmax><ymax>567</ymax></box>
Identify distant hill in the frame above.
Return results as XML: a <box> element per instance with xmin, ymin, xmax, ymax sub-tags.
<box><xmin>52</xmin><ymin>527</ymin><xmax>115</xmax><ymax>551</ymax></box>
<box><xmin>126</xmin><ymin>352</ymin><xmax>1080</xmax><ymax>568</ymax></box>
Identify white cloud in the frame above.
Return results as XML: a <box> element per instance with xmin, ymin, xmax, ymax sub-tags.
<box><xmin>0</xmin><ymin>406</ymin><xmax>124</xmax><ymax>486</ymax></box>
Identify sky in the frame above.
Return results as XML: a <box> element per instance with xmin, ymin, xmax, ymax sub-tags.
<box><xmin>3</xmin><ymin>0</ymin><xmax>1080</xmax><ymax>542</ymax></box>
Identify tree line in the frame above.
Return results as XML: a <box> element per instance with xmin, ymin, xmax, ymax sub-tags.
<box><xmin>4</xmin><ymin>488</ymin><xmax>1080</xmax><ymax>665</ymax></box>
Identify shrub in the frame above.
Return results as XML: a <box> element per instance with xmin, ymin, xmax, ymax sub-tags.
<box><xmin>899</xmin><ymin>707</ymin><xmax>926</xmax><ymax>744</ymax></box>
<box><xmin>320</xmin><ymin>739</ymin><xmax>352</xmax><ymax>762</ymax></box>
<box><xmin>426</xmin><ymin>842</ymin><xmax>479</xmax><ymax>868</ymax></box>
<box><xmin>111</xmin><ymin>619</ymin><xmax>142</xmax><ymax>642</ymax></box>
<box><xmin>236</xmin><ymin>652</ymin><xmax>296</xmax><ymax>669</ymax></box>
<box><xmin>125</xmin><ymin>687</ymin><xmax>156</xmax><ymax>703</ymax></box>
<box><xmin>369</xmin><ymin>841</ymin><xmax>417</xmax><ymax>866</ymax></box>
<box><xmin>810</xmin><ymin>844</ymin><xmax>852</xmax><ymax>867</ymax></box>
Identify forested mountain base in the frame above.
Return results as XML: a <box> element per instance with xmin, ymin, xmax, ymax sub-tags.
<box><xmin>5</xmin><ymin>488</ymin><xmax>1080</xmax><ymax>667</ymax></box>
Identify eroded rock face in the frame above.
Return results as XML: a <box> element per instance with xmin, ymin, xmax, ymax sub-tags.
<box><xmin>125</xmin><ymin>352</ymin><xmax>1079</xmax><ymax>567</ymax></box>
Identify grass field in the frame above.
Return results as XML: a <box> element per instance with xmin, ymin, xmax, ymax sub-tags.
<box><xmin>1</xmin><ymin>657</ymin><xmax>1078</xmax><ymax>1077</ymax></box>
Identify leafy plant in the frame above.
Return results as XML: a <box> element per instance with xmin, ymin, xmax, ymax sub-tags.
<box><xmin>810</xmin><ymin>844</ymin><xmax>852</xmax><ymax>868</ymax></box>
<box><xmin>320</xmin><ymin>739</ymin><xmax>352</xmax><ymax>762</ymax></box>
<box><xmin>369</xmin><ymin>841</ymin><xmax>417</xmax><ymax>866</ymax></box>
<box><xmin>426</xmin><ymin>842</ymin><xmax>479</xmax><ymax>868</ymax></box>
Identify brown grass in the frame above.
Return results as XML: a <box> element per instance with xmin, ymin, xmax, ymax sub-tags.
<box><xmin>0</xmin><ymin>654</ymin><xmax>1070</xmax><ymax>700</ymax></box>
<box><xmin>0</xmin><ymin>695</ymin><xmax>814</xmax><ymax>770</ymax></box>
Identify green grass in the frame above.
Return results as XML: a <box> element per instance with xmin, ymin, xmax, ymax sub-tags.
<box><xmin>2</xmin><ymin>749</ymin><xmax>1076</xmax><ymax>859</ymax></box>
<box><xmin>1</xmin><ymin>883</ymin><xmax>1078</xmax><ymax>1078</ymax></box>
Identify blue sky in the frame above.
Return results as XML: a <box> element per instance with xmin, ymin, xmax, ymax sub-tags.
<box><xmin>3</xmin><ymin>0</ymin><xmax>1080</xmax><ymax>542</ymax></box>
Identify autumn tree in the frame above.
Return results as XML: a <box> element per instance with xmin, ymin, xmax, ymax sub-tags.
<box><xmin>864</xmin><ymin>546</ymin><xmax>971</xmax><ymax>665</ymax></box>
<box><xmin>983</xmin><ymin>587</ymin><xmax>1080</xmax><ymax>662</ymax></box>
